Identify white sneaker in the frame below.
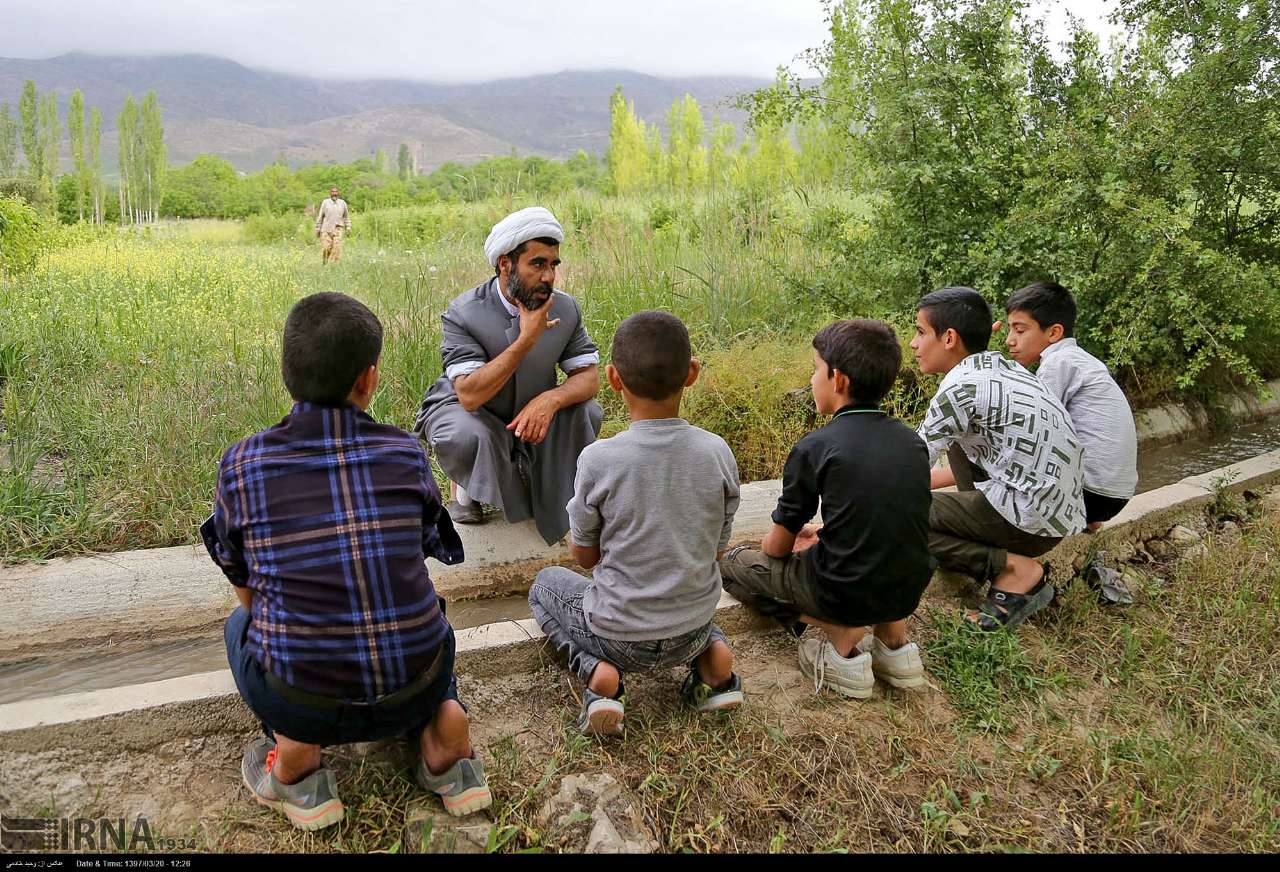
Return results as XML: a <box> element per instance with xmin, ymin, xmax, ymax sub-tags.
<box><xmin>797</xmin><ymin>639</ymin><xmax>874</xmax><ymax>699</ymax></box>
<box><xmin>856</xmin><ymin>636</ymin><xmax>927</xmax><ymax>689</ymax></box>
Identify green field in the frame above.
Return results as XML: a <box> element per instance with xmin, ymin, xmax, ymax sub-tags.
<box><xmin>1</xmin><ymin>191</ymin><xmax>912</xmax><ymax>560</ymax></box>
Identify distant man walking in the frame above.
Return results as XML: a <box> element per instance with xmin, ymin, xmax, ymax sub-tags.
<box><xmin>315</xmin><ymin>186</ymin><xmax>351</xmax><ymax>264</ymax></box>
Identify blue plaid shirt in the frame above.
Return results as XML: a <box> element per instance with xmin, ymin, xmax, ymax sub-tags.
<box><xmin>202</xmin><ymin>402</ymin><xmax>464</xmax><ymax>702</ymax></box>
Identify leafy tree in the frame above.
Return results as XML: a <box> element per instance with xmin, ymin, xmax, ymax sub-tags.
<box><xmin>18</xmin><ymin>81</ymin><xmax>39</xmax><ymax>179</ymax></box>
<box><xmin>141</xmin><ymin>91</ymin><xmax>166</xmax><ymax>222</ymax></box>
<box><xmin>87</xmin><ymin>107</ymin><xmax>103</xmax><ymax>224</ymax></box>
<box><xmin>161</xmin><ymin>154</ymin><xmax>240</xmax><ymax>218</ymax></box>
<box><xmin>743</xmin><ymin>0</ymin><xmax>1280</xmax><ymax>397</ymax></box>
<box><xmin>706</xmin><ymin>117</ymin><xmax>737</xmax><ymax>191</ymax></box>
<box><xmin>666</xmin><ymin>94</ymin><xmax>708</xmax><ymax>191</ymax></box>
<box><xmin>606</xmin><ymin>87</ymin><xmax>651</xmax><ymax>194</ymax></box>
<box><xmin>67</xmin><ymin>90</ymin><xmax>86</xmax><ymax>221</ymax></box>
<box><xmin>397</xmin><ymin>142</ymin><xmax>413</xmax><ymax>180</ymax></box>
<box><xmin>0</xmin><ymin>103</ymin><xmax>17</xmax><ymax>178</ymax></box>
<box><xmin>38</xmin><ymin>91</ymin><xmax>59</xmax><ymax>190</ymax></box>
<box><xmin>117</xmin><ymin>95</ymin><xmax>140</xmax><ymax>223</ymax></box>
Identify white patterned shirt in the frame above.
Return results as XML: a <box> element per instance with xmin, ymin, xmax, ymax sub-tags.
<box><xmin>918</xmin><ymin>352</ymin><xmax>1087</xmax><ymax>537</ymax></box>
<box><xmin>1036</xmin><ymin>339</ymin><xmax>1138</xmax><ymax>499</ymax></box>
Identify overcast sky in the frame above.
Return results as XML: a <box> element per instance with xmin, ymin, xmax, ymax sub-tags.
<box><xmin>2</xmin><ymin>0</ymin><xmax>1120</xmax><ymax>82</ymax></box>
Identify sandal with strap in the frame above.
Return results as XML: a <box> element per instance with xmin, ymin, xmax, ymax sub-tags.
<box><xmin>966</xmin><ymin>565</ymin><xmax>1055</xmax><ymax>632</ymax></box>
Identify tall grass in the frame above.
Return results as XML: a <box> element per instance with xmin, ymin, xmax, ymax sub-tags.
<box><xmin>1</xmin><ymin>190</ymin><xmax>876</xmax><ymax>559</ymax></box>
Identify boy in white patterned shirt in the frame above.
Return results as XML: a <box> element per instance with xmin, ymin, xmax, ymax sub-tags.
<box><xmin>912</xmin><ymin>287</ymin><xmax>1086</xmax><ymax>631</ymax></box>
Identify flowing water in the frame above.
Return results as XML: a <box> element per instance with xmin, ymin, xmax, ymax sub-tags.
<box><xmin>2</xmin><ymin>416</ymin><xmax>1276</xmax><ymax>706</ymax></box>
<box><xmin>0</xmin><ymin>594</ymin><xmax>532</xmax><ymax>705</ymax></box>
<box><xmin>1135</xmin><ymin>415</ymin><xmax>1280</xmax><ymax>493</ymax></box>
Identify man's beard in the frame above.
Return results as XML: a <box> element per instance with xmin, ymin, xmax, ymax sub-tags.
<box><xmin>508</xmin><ymin>269</ymin><xmax>552</xmax><ymax>311</ymax></box>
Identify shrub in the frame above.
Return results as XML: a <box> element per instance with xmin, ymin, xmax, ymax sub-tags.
<box><xmin>0</xmin><ymin>196</ymin><xmax>51</xmax><ymax>276</ymax></box>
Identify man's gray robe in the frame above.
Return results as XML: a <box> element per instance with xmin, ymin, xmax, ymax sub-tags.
<box><xmin>415</xmin><ymin>278</ymin><xmax>602</xmax><ymax>544</ymax></box>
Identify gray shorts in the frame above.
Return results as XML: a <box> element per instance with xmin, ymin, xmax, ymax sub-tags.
<box><xmin>528</xmin><ymin>565</ymin><xmax>727</xmax><ymax>685</ymax></box>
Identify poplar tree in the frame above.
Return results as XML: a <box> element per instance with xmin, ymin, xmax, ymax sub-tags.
<box><xmin>68</xmin><ymin>90</ymin><xmax>86</xmax><ymax>221</ymax></box>
<box><xmin>665</xmin><ymin>94</ymin><xmax>708</xmax><ymax>191</ymax></box>
<box><xmin>88</xmin><ymin>107</ymin><xmax>103</xmax><ymax>224</ymax></box>
<box><xmin>118</xmin><ymin>95</ymin><xmax>139</xmax><ymax>223</ymax></box>
<box><xmin>706</xmin><ymin>117</ymin><xmax>737</xmax><ymax>190</ymax></box>
<box><xmin>397</xmin><ymin>142</ymin><xmax>412</xmax><ymax>180</ymax></box>
<box><xmin>0</xmin><ymin>103</ymin><xmax>16</xmax><ymax>177</ymax></box>
<box><xmin>38</xmin><ymin>91</ymin><xmax>59</xmax><ymax>190</ymax></box>
<box><xmin>19</xmin><ymin>80</ymin><xmax>39</xmax><ymax>179</ymax></box>
<box><xmin>141</xmin><ymin>91</ymin><xmax>165</xmax><ymax>222</ymax></box>
<box><xmin>374</xmin><ymin>147</ymin><xmax>388</xmax><ymax>175</ymax></box>
<box><xmin>605</xmin><ymin>87</ymin><xmax>650</xmax><ymax>194</ymax></box>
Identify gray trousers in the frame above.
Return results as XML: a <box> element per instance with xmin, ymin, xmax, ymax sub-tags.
<box><xmin>419</xmin><ymin>399</ymin><xmax>603</xmax><ymax>545</ymax></box>
<box><xmin>528</xmin><ymin>566</ymin><xmax>727</xmax><ymax>686</ymax></box>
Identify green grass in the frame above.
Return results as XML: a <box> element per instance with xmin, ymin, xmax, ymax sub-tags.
<box><xmin>2</xmin><ymin>189</ymin><xmax>898</xmax><ymax>560</ymax></box>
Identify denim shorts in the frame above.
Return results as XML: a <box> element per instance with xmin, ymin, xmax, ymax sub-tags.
<box><xmin>224</xmin><ymin>606</ymin><xmax>461</xmax><ymax>747</ymax></box>
<box><xmin>528</xmin><ymin>565</ymin><xmax>728</xmax><ymax>685</ymax></box>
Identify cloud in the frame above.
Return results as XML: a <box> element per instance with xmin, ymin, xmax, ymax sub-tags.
<box><xmin>0</xmin><ymin>0</ymin><xmax>831</xmax><ymax>81</ymax></box>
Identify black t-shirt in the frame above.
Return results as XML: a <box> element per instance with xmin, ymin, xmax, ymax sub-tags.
<box><xmin>771</xmin><ymin>405</ymin><xmax>936</xmax><ymax>623</ymax></box>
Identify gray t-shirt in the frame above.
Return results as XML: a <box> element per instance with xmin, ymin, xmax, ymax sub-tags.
<box><xmin>568</xmin><ymin>418</ymin><xmax>741</xmax><ymax>641</ymax></box>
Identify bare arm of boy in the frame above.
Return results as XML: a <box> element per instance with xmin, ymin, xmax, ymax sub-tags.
<box><xmin>931</xmin><ymin>466</ymin><xmax>957</xmax><ymax>489</ymax></box>
<box><xmin>762</xmin><ymin>523</ymin><xmax>798</xmax><ymax>558</ymax></box>
<box><xmin>234</xmin><ymin>586</ymin><xmax>253</xmax><ymax>611</ymax></box>
<box><xmin>571</xmin><ymin>543</ymin><xmax>601</xmax><ymax>570</ymax></box>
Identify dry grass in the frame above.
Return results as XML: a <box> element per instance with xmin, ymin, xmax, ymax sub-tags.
<box><xmin>202</xmin><ymin>504</ymin><xmax>1280</xmax><ymax>853</ymax></box>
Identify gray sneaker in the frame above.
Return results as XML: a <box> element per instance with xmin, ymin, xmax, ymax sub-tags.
<box><xmin>447</xmin><ymin>500</ymin><xmax>486</xmax><ymax>525</ymax></box>
<box><xmin>241</xmin><ymin>737</ymin><xmax>344</xmax><ymax>831</ymax></box>
<box><xmin>415</xmin><ymin>754</ymin><xmax>493</xmax><ymax>817</ymax></box>
<box><xmin>578</xmin><ymin>686</ymin><xmax>625</xmax><ymax>736</ymax></box>
<box><xmin>856</xmin><ymin>635</ymin><xmax>927</xmax><ymax>689</ymax></box>
<box><xmin>680</xmin><ymin>670</ymin><xmax>745</xmax><ymax>713</ymax></box>
<box><xmin>797</xmin><ymin>638</ymin><xmax>874</xmax><ymax>699</ymax></box>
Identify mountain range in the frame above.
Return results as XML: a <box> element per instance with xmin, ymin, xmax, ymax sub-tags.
<box><xmin>0</xmin><ymin>53</ymin><xmax>765</xmax><ymax>173</ymax></box>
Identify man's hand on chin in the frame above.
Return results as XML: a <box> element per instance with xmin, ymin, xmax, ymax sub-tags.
<box><xmin>508</xmin><ymin>390</ymin><xmax>562</xmax><ymax>444</ymax></box>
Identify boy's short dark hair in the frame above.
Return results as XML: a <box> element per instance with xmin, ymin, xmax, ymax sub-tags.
<box><xmin>917</xmin><ymin>286</ymin><xmax>993</xmax><ymax>354</ymax></box>
<box><xmin>610</xmin><ymin>310</ymin><xmax>691</xmax><ymax>401</ymax></box>
<box><xmin>1005</xmin><ymin>280</ymin><xmax>1077</xmax><ymax>337</ymax></box>
<box><xmin>813</xmin><ymin>319</ymin><xmax>902</xmax><ymax>407</ymax></box>
<box><xmin>282</xmin><ymin>292</ymin><xmax>383</xmax><ymax>406</ymax></box>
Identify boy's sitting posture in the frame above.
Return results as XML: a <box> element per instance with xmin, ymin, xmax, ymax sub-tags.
<box><xmin>720</xmin><ymin>320</ymin><xmax>935</xmax><ymax>699</ymax></box>
<box><xmin>528</xmin><ymin>311</ymin><xmax>743</xmax><ymax>735</ymax></box>
<box><xmin>1002</xmin><ymin>281</ymin><xmax>1137</xmax><ymax>530</ymax></box>
<box><xmin>203</xmin><ymin>292</ymin><xmax>491</xmax><ymax>831</ymax></box>
<box><xmin>912</xmin><ymin>287</ymin><xmax>1086</xmax><ymax>631</ymax></box>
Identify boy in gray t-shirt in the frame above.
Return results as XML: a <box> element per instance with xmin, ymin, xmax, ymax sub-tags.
<box><xmin>528</xmin><ymin>311</ymin><xmax>744</xmax><ymax>736</ymax></box>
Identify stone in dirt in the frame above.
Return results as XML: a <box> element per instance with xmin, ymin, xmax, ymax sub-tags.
<box><xmin>404</xmin><ymin>802</ymin><xmax>494</xmax><ymax>854</ymax></box>
<box><xmin>1167</xmin><ymin>525</ymin><xmax>1202</xmax><ymax>545</ymax></box>
<box><xmin>535</xmin><ymin>773</ymin><xmax>658</xmax><ymax>854</ymax></box>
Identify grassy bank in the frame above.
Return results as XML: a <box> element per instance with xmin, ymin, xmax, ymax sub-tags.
<box><xmin>2</xmin><ymin>191</ymin><xmax>883</xmax><ymax>560</ymax></box>
<box><xmin>189</xmin><ymin>498</ymin><xmax>1278</xmax><ymax>852</ymax></box>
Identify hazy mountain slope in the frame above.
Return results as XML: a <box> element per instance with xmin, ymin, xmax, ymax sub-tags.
<box><xmin>0</xmin><ymin>53</ymin><xmax>764</xmax><ymax>172</ymax></box>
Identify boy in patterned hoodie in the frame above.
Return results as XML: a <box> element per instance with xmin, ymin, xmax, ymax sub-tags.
<box><xmin>911</xmin><ymin>287</ymin><xmax>1086</xmax><ymax>630</ymax></box>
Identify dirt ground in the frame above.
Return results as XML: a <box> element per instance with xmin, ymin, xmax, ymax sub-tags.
<box><xmin>2</xmin><ymin>487</ymin><xmax>1278</xmax><ymax>853</ymax></box>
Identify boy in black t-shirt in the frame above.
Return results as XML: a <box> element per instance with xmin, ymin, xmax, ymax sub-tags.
<box><xmin>719</xmin><ymin>319</ymin><xmax>935</xmax><ymax>699</ymax></box>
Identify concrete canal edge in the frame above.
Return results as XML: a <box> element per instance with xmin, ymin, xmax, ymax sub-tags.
<box><xmin>1</xmin><ymin>448</ymin><xmax>1277</xmax><ymax>753</ymax></box>
<box><xmin>3</xmin><ymin>378</ymin><xmax>1277</xmax><ymax>664</ymax></box>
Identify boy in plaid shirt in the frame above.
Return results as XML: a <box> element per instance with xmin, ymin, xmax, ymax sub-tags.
<box><xmin>205</xmin><ymin>292</ymin><xmax>490</xmax><ymax>829</ymax></box>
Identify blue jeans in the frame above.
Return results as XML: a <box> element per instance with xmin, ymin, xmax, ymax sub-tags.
<box><xmin>224</xmin><ymin>606</ymin><xmax>461</xmax><ymax>747</ymax></box>
<box><xmin>528</xmin><ymin>566</ymin><xmax>728</xmax><ymax>685</ymax></box>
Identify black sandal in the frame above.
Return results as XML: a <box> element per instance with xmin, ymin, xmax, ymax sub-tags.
<box><xmin>966</xmin><ymin>565</ymin><xmax>1055</xmax><ymax>631</ymax></box>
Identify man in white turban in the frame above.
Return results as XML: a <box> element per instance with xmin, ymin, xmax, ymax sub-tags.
<box><xmin>414</xmin><ymin>207</ymin><xmax>602</xmax><ymax>544</ymax></box>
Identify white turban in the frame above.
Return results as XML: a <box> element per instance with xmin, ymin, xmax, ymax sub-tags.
<box><xmin>484</xmin><ymin>206</ymin><xmax>564</xmax><ymax>268</ymax></box>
